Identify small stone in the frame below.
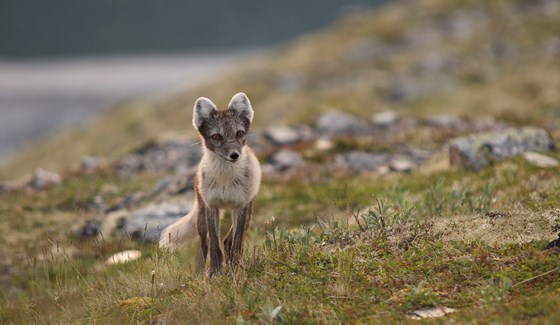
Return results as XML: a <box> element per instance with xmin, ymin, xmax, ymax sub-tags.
<box><xmin>77</xmin><ymin>219</ymin><xmax>101</xmax><ymax>239</ymax></box>
<box><xmin>425</xmin><ymin>115</ymin><xmax>465</xmax><ymax>129</ymax></box>
<box><xmin>80</xmin><ymin>156</ymin><xmax>99</xmax><ymax>173</ymax></box>
<box><xmin>522</xmin><ymin>152</ymin><xmax>559</xmax><ymax>168</ymax></box>
<box><xmin>100</xmin><ymin>210</ymin><xmax>129</xmax><ymax>239</ymax></box>
<box><xmin>269</xmin><ymin>150</ymin><xmax>304</xmax><ymax>172</ymax></box>
<box><xmin>106</xmin><ymin>250</ymin><xmax>142</xmax><ymax>265</ymax></box>
<box><xmin>28</xmin><ymin>168</ymin><xmax>62</xmax><ymax>190</ymax></box>
<box><xmin>371</xmin><ymin>110</ymin><xmax>398</xmax><ymax>127</ymax></box>
<box><xmin>408</xmin><ymin>307</ymin><xmax>457</xmax><ymax>320</ymax></box>
<box><xmin>315</xmin><ymin>138</ymin><xmax>334</xmax><ymax>151</ymax></box>
<box><xmin>389</xmin><ymin>157</ymin><xmax>417</xmax><ymax>172</ymax></box>
<box><xmin>545</xmin><ymin>233</ymin><xmax>560</xmax><ymax>250</ymax></box>
<box><xmin>264</xmin><ymin>126</ymin><xmax>304</xmax><ymax>145</ymax></box>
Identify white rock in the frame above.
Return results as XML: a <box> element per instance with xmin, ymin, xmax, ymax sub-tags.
<box><xmin>523</xmin><ymin>152</ymin><xmax>559</xmax><ymax>168</ymax></box>
<box><xmin>390</xmin><ymin>157</ymin><xmax>417</xmax><ymax>172</ymax></box>
<box><xmin>28</xmin><ymin>168</ymin><xmax>62</xmax><ymax>189</ymax></box>
<box><xmin>265</xmin><ymin>126</ymin><xmax>302</xmax><ymax>145</ymax></box>
<box><xmin>315</xmin><ymin>138</ymin><xmax>334</xmax><ymax>151</ymax></box>
<box><xmin>408</xmin><ymin>307</ymin><xmax>457</xmax><ymax>320</ymax></box>
<box><xmin>371</xmin><ymin>110</ymin><xmax>398</xmax><ymax>127</ymax></box>
<box><xmin>106</xmin><ymin>250</ymin><xmax>142</xmax><ymax>264</ymax></box>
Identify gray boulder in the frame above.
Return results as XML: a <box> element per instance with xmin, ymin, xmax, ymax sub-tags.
<box><xmin>123</xmin><ymin>201</ymin><xmax>194</xmax><ymax>242</ymax></box>
<box><xmin>336</xmin><ymin>151</ymin><xmax>391</xmax><ymax>174</ymax></box>
<box><xmin>269</xmin><ymin>149</ymin><xmax>305</xmax><ymax>172</ymax></box>
<box><xmin>118</xmin><ymin>136</ymin><xmax>202</xmax><ymax>174</ymax></box>
<box><xmin>28</xmin><ymin>168</ymin><xmax>62</xmax><ymax>190</ymax></box>
<box><xmin>316</xmin><ymin>110</ymin><xmax>366</xmax><ymax>137</ymax></box>
<box><xmin>449</xmin><ymin>127</ymin><xmax>555</xmax><ymax>170</ymax></box>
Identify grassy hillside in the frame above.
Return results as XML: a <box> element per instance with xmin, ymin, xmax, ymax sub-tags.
<box><xmin>1</xmin><ymin>0</ymin><xmax>560</xmax><ymax>323</ymax></box>
<box><xmin>2</xmin><ymin>0</ymin><xmax>559</xmax><ymax>181</ymax></box>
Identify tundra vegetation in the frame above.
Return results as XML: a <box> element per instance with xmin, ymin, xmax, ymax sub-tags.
<box><xmin>1</xmin><ymin>0</ymin><xmax>560</xmax><ymax>323</ymax></box>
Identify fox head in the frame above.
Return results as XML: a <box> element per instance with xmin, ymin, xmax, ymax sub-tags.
<box><xmin>193</xmin><ymin>92</ymin><xmax>254</xmax><ymax>162</ymax></box>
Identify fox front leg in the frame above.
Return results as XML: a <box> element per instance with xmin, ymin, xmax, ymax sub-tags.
<box><xmin>206</xmin><ymin>207</ymin><xmax>223</xmax><ymax>277</ymax></box>
<box><xmin>227</xmin><ymin>201</ymin><xmax>253</xmax><ymax>268</ymax></box>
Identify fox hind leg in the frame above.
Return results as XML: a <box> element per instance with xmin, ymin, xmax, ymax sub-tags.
<box><xmin>223</xmin><ymin>223</ymin><xmax>234</xmax><ymax>265</ymax></box>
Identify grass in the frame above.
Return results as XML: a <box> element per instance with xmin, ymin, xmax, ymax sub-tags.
<box><xmin>1</xmin><ymin>154</ymin><xmax>560</xmax><ymax>323</ymax></box>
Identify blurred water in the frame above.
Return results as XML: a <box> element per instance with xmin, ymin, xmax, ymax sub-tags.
<box><xmin>0</xmin><ymin>51</ymin><xmax>257</xmax><ymax>162</ymax></box>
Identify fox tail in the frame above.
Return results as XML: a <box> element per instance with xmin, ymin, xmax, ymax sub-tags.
<box><xmin>159</xmin><ymin>202</ymin><xmax>199</xmax><ymax>249</ymax></box>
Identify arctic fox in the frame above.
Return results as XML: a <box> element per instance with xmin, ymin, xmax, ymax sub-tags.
<box><xmin>159</xmin><ymin>92</ymin><xmax>261</xmax><ymax>277</ymax></box>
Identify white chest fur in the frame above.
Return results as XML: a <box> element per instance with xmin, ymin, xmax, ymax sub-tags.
<box><xmin>198</xmin><ymin>147</ymin><xmax>260</xmax><ymax>208</ymax></box>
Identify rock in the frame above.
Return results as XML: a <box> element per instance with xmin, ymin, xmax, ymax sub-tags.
<box><xmin>522</xmin><ymin>152</ymin><xmax>559</xmax><ymax>168</ymax></box>
<box><xmin>92</xmin><ymin>195</ymin><xmax>106</xmax><ymax>212</ymax></box>
<box><xmin>100</xmin><ymin>209</ymin><xmax>129</xmax><ymax>239</ymax></box>
<box><xmin>110</xmin><ymin>192</ymin><xmax>146</xmax><ymax>211</ymax></box>
<box><xmin>0</xmin><ymin>182</ymin><xmax>22</xmax><ymax>194</ymax></box>
<box><xmin>123</xmin><ymin>201</ymin><xmax>193</xmax><ymax>242</ymax></box>
<box><xmin>275</xmin><ymin>73</ymin><xmax>304</xmax><ymax>93</ymax></box>
<box><xmin>449</xmin><ymin>127</ymin><xmax>555</xmax><ymax>170</ymax></box>
<box><xmin>149</xmin><ymin>171</ymin><xmax>195</xmax><ymax>199</ymax></box>
<box><xmin>118</xmin><ymin>136</ymin><xmax>202</xmax><ymax>174</ymax></box>
<box><xmin>414</xmin><ymin>52</ymin><xmax>449</xmax><ymax>74</ymax></box>
<box><xmin>336</xmin><ymin>151</ymin><xmax>391</xmax><ymax>174</ymax></box>
<box><xmin>316</xmin><ymin>110</ymin><xmax>366</xmax><ymax>137</ymax></box>
<box><xmin>389</xmin><ymin>156</ymin><xmax>416</xmax><ymax>172</ymax></box>
<box><xmin>264</xmin><ymin>126</ymin><xmax>312</xmax><ymax>145</ymax></box>
<box><xmin>344</xmin><ymin>39</ymin><xmax>397</xmax><ymax>62</ymax></box>
<box><xmin>80</xmin><ymin>156</ymin><xmax>99</xmax><ymax>173</ymax></box>
<box><xmin>400</xmin><ymin>146</ymin><xmax>434</xmax><ymax>164</ymax></box>
<box><xmin>424</xmin><ymin>115</ymin><xmax>465</xmax><ymax>129</ymax></box>
<box><xmin>408</xmin><ymin>307</ymin><xmax>457</xmax><ymax>320</ymax></box>
<box><xmin>315</xmin><ymin>138</ymin><xmax>334</xmax><ymax>151</ymax></box>
<box><xmin>545</xmin><ymin>233</ymin><xmax>560</xmax><ymax>250</ymax></box>
<box><xmin>269</xmin><ymin>150</ymin><xmax>304</xmax><ymax>172</ymax></box>
<box><xmin>106</xmin><ymin>250</ymin><xmax>142</xmax><ymax>265</ymax></box>
<box><xmin>77</xmin><ymin>219</ymin><xmax>101</xmax><ymax>239</ymax></box>
<box><xmin>28</xmin><ymin>168</ymin><xmax>62</xmax><ymax>190</ymax></box>
<box><xmin>386</xmin><ymin>76</ymin><xmax>455</xmax><ymax>103</ymax></box>
<box><xmin>371</xmin><ymin>110</ymin><xmax>399</xmax><ymax>127</ymax></box>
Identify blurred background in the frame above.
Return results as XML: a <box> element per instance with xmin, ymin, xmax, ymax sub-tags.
<box><xmin>0</xmin><ymin>0</ymin><xmax>559</xmax><ymax>179</ymax></box>
<box><xmin>0</xmin><ymin>0</ymin><xmax>384</xmax><ymax>163</ymax></box>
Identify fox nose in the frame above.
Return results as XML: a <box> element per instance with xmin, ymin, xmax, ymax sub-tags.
<box><xmin>229</xmin><ymin>152</ymin><xmax>240</xmax><ymax>161</ymax></box>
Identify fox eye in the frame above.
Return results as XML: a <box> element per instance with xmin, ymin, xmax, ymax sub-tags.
<box><xmin>211</xmin><ymin>134</ymin><xmax>222</xmax><ymax>141</ymax></box>
<box><xmin>236</xmin><ymin>131</ymin><xmax>245</xmax><ymax>137</ymax></box>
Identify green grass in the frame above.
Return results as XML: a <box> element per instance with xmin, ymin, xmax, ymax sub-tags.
<box><xmin>2</xmin><ymin>207</ymin><xmax>560</xmax><ymax>323</ymax></box>
<box><xmin>1</xmin><ymin>155</ymin><xmax>560</xmax><ymax>323</ymax></box>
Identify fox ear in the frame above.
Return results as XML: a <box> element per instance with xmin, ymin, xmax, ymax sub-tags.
<box><xmin>193</xmin><ymin>97</ymin><xmax>217</xmax><ymax>129</ymax></box>
<box><xmin>228</xmin><ymin>92</ymin><xmax>253</xmax><ymax>123</ymax></box>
